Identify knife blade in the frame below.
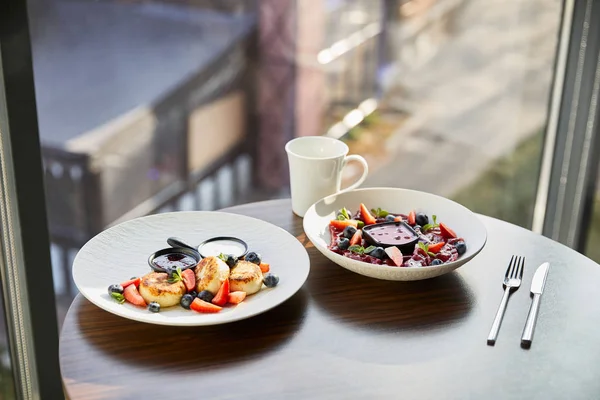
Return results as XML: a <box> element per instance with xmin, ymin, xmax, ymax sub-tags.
<box><xmin>521</xmin><ymin>262</ymin><xmax>550</xmax><ymax>347</ymax></box>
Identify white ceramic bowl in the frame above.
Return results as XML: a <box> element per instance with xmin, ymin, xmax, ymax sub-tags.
<box><xmin>303</xmin><ymin>187</ymin><xmax>487</xmax><ymax>281</ymax></box>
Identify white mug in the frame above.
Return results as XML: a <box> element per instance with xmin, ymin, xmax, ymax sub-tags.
<box><xmin>285</xmin><ymin>136</ymin><xmax>368</xmax><ymax>217</ymax></box>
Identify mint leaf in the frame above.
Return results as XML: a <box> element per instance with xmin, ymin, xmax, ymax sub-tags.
<box><xmin>110</xmin><ymin>292</ymin><xmax>125</xmax><ymax>304</ymax></box>
<box><xmin>364</xmin><ymin>245</ymin><xmax>376</xmax><ymax>254</ymax></box>
<box><xmin>348</xmin><ymin>245</ymin><xmax>365</xmax><ymax>255</ymax></box>
<box><xmin>168</xmin><ymin>267</ymin><xmax>183</xmax><ymax>284</ymax></box>
<box><xmin>356</xmin><ymin>220</ymin><xmax>365</xmax><ymax>229</ymax></box>
<box><xmin>218</xmin><ymin>253</ymin><xmax>228</xmax><ymax>262</ymax></box>
<box><xmin>422</xmin><ymin>215</ymin><xmax>439</xmax><ymax>232</ymax></box>
<box><xmin>370</xmin><ymin>207</ymin><xmax>389</xmax><ymax>218</ymax></box>
<box><xmin>417</xmin><ymin>242</ymin><xmax>435</xmax><ymax>257</ymax></box>
<box><xmin>337</xmin><ymin>207</ymin><xmax>351</xmax><ymax>220</ymax></box>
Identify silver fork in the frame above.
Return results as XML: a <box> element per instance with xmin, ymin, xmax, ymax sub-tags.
<box><xmin>487</xmin><ymin>255</ymin><xmax>525</xmax><ymax>345</ymax></box>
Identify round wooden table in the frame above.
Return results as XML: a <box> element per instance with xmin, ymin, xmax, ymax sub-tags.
<box><xmin>60</xmin><ymin>199</ymin><xmax>600</xmax><ymax>399</ymax></box>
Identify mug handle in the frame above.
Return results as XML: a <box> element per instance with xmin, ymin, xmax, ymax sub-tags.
<box><xmin>339</xmin><ymin>154</ymin><xmax>369</xmax><ymax>193</ymax></box>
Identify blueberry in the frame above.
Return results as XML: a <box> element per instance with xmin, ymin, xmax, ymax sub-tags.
<box><xmin>456</xmin><ymin>242</ymin><xmax>467</xmax><ymax>255</ymax></box>
<box><xmin>245</xmin><ymin>252</ymin><xmax>262</xmax><ymax>265</ymax></box>
<box><xmin>342</xmin><ymin>226</ymin><xmax>357</xmax><ymax>239</ymax></box>
<box><xmin>370</xmin><ymin>247</ymin><xmax>386</xmax><ymax>260</ymax></box>
<box><xmin>188</xmin><ymin>291</ymin><xmax>197</xmax><ymax>298</ymax></box>
<box><xmin>197</xmin><ymin>290</ymin><xmax>214</xmax><ymax>303</ymax></box>
<box><xmin>225</xmin><ymin>254</ymin><xmax>238</xmax><ymax>268</ymax></box>
<box><xmin>148</xmin><ymin>302</ymin><xmax>160</xmax><ymax>313</ymax></box>
<box><xmin>180</xmin><ymin>294</ymin><xmax>194</xmax><ymax>309</ymax></box>
<box><xmin>415</xmin><ymin>212</ymin><xmax>429</xmax><ymax>226</ymax></box>
<box><xmin>263</xmin><ymin>273</ymin><xmax>279</xmax><ymax>288</ymax></box>
<box><xmin>338</xmin><ymin>237</ymin><xmax>350</xmax><ymax>250</ymax></box>
<box><xmin>108</xmin><ymin>284</ymin><xmax>123</xmax><ymax>295</ymax></box>
<box><xmin>385</xmin><ymin>215</ymin><xmax>396</xmax><ymax>222</ymax></box>
<box><xmin>414</xmin><ymin>225</ymin><xmax>421</xmax><ymax>231</ymax></box>
<box><xmin>431</xmin><ymin>259</ymin><xmax>443</xmax><ymax>266</ymax></box>
<box><xmin>130</xmin><ymin>276</ymin><xmax>138</xmax><ymax>280</ymax></box>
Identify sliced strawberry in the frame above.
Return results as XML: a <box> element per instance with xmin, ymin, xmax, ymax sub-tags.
<box><xmin>212</xmin><ymin>279</ymin><xmax>230</xmax><ymax>306</ymax></box>
<box><xmin>394</xmin><ymin>216</ymin><xmax>403</xmax><ymax>222</ymax></box>
<box><xmin>359</xmin><ymin>203</ymin><xmax>377</xmax><ymax>225</ymax></box>
<box><xmin>407</xmin><ymin>210</ymin><xmax>416</xmax><ymax>225</ymax></box>
<box><xmin>181</xmin><ymin>269</ymin><xmax>196</xmax><ymax>292</ymax></box>
<box><xmin>228</xmin><ymin>291</ymin><xmax>247</xmax><ymax>304</ymax></box>
<box><xmin>259</xmin><ymin>262</ymin><xmax>270</xmax><ymax>273</ymax></box>
<box><xmin>123</xmin><ymin>284</ymin><xmax>146</xmax><ymax>307</ymax></box>
<box><xmin>191</xmin><ymin>298</ymin><xmax>222</xmax><ymax>313</ymax></box>
<box><xmin>349</xmin><ymin>229</ymin><xmax>362</xmax><ymax>246</ymax></box>
<box><xmin>120</xmin><ymin>277</ymin><xmax>141</xmax><ymax>289</ymax></box>
<box><xmin>428</xmin><ymin>242</ymin><xmax>445</xmax><ymax>253</ymax></box>
<box><xmin>329</xmin><ymin>219</ymin><xmax>359</xmax><ymax>230</ymax></box>
<box><xmin>384</xmin><ymin>246</ymin><xmax>404</xmax><ymax>266</ymax></box>
<box><xmin>439</xmin><ymin>223</ymin><xmax>457</xmax><ymax>239</ymax></box>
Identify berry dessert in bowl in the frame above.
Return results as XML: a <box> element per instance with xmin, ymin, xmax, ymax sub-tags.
<box><xmin>303</xmin><ymin>188</ymin><xmax>487</xmax><ymax>281</ymax></box>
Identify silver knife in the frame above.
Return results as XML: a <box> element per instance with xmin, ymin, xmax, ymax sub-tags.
<box><xmin>521</xmin><ymin>262</ymin><xmax>550</xmax><ymax>347</ymax></box>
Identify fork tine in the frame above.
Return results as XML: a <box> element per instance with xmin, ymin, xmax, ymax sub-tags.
<box><xmin>514</xmin><ymin>256</ymin><xmax>523</xmax><ymax>278</ymax></box>
<box><xmin>518</xmin><ymin>256</ymin><xmax>525</xmax><ymax>279</ymax></box>
<box><xmin>511</xmin><ymin>256</ymin><xmax>519</xmax><ymax>278</ymax></box>
<box><xmin>510</xmin><ymin>256</ymin><xmax>521</xmax><ymax>279</ymax></box>
<box><xmin>505</xmin><ymin>255</ymin><xmax>515</xmax><ymax>278</ymax></box>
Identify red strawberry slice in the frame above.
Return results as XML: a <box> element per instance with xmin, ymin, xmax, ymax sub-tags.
<box><xmin>439</xmin><ymin>223</ymin><xmax>457</xmax><ymax>239</ymax></box>
<box><xmin>359</xmin><ymin>203</ymin><xmax>377</xmax><ymax>226</ymax></box>
<box><xmin>407</xmin><ymin>210</ymin><xmax>416</xmax><ymax>225</ymax></box>
<box><xmin>329</xmin><ymin>219</ymin><xmax>359</xmax><ymax>230</ymax></box>
<box><xmin>228</xmin><ymin>291</ymin><xmax>247</xmax><ymax>304</ymax></box>
<box><xmin>212</xmin><ymin>279</ymin><xmax>230</xmax><ymax>306</ymax></box>
<box><xmin>120</xmin><ymin>277</ymin><xmax>141</xmax><ymax>289</ymax></box>
<box><xmin>349</xmin><ymin>229</ymin><xmax>362</xmax><ymax>246</ymax></box>
<box><xmin>123</xmin><ymin>284</ymin><xmax>146</xmax><ymax>307</ymax></box>
<box><xmin>190</xmin><ymin>298</ymin><xmax>222</xmax><ymax>313</ymax></box>
<box><xmin>384</xmin><ymin>246</ymin><xmax>404</xmax><ymax>266</ymax></box>
<box><xmin>428</xmin><ymin>242</ymin><xmax>445</xmax><ymax>253</ymax></box>
<box><xmin>181</xmin><ymin>269</ymin><xmax>196</xmax><ymax>292</ymax></box>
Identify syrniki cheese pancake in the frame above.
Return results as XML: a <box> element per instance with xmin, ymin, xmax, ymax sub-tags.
<box><xmin>138</xmin><ymin>272</ymin><xmax>186</xmax><ymax>307</ymax></box>
<box><xmin>195</xmin><ymin>256</ymin><xmax>230</xmax><ymax>294</ymax></box>
<box><xmin>229</xmin><ymin>260</ymin><xmax>263</xmax><ymax>295</ymax></box>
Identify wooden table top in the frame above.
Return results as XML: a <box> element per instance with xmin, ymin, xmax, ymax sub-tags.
<box><xmin>60</xmin><ymin>199</ymin><xmax>600</xmax><ymax>399</ymax></box>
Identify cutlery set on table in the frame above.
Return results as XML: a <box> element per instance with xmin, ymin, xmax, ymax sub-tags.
<box><xmin>487</xmin><ymin>256</ymin><xmax>550</xmax><ymax>348</ymax></box>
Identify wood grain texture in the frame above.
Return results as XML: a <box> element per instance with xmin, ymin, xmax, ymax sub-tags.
<box><xmin>60</xmin><ymin>199</ymin><xmax>600</xmax><ymax>400</ymax></box>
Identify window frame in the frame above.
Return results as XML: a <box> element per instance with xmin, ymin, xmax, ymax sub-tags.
<box><xmin>0</xmin><ymin>0</ymin><xmax>62</xmax><ymax>398</ymax></box>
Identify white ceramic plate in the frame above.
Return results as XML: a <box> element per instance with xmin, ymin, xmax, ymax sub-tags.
<box><xmin>303</xmin><ymin>187</ymin><xmax>487</xmax><ymax>281</ymax></box>
<box><xmin>73</xmin><ymin>211</ymin><xmax>310</xmax><ymax>326</ymax></box>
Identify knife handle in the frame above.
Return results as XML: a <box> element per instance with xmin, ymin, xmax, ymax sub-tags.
<box><xmin>521</xmin><ymin>293</ymin><xmax>541</xmax><ymax>347</ymax></box>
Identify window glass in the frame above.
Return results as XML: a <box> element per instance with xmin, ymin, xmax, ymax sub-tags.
<box><xmin>26</xmin><ymin>0</ymin><xmax>562</xmax><ymax>324</ymax></box>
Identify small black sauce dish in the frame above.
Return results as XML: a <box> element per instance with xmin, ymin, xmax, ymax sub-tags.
<box><xmin>362</xmin><ymin>221</ymin><xmax>419</xmax><ymax>254</ymax></box>
<box><xmin>148</xmin><ymin>247</ymin><xmax>201</xmax><ymax>273</ymax></box>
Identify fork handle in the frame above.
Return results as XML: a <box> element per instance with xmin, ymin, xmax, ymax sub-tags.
<box><xmin>487</xmin><ymin>287</ymin><xmax>511</xmax><ymax>345</ymax></box>
<box><xmin>521</xmin><ymin>293</ymin><xmax>541</xmax><ymax>348</ymax></box>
